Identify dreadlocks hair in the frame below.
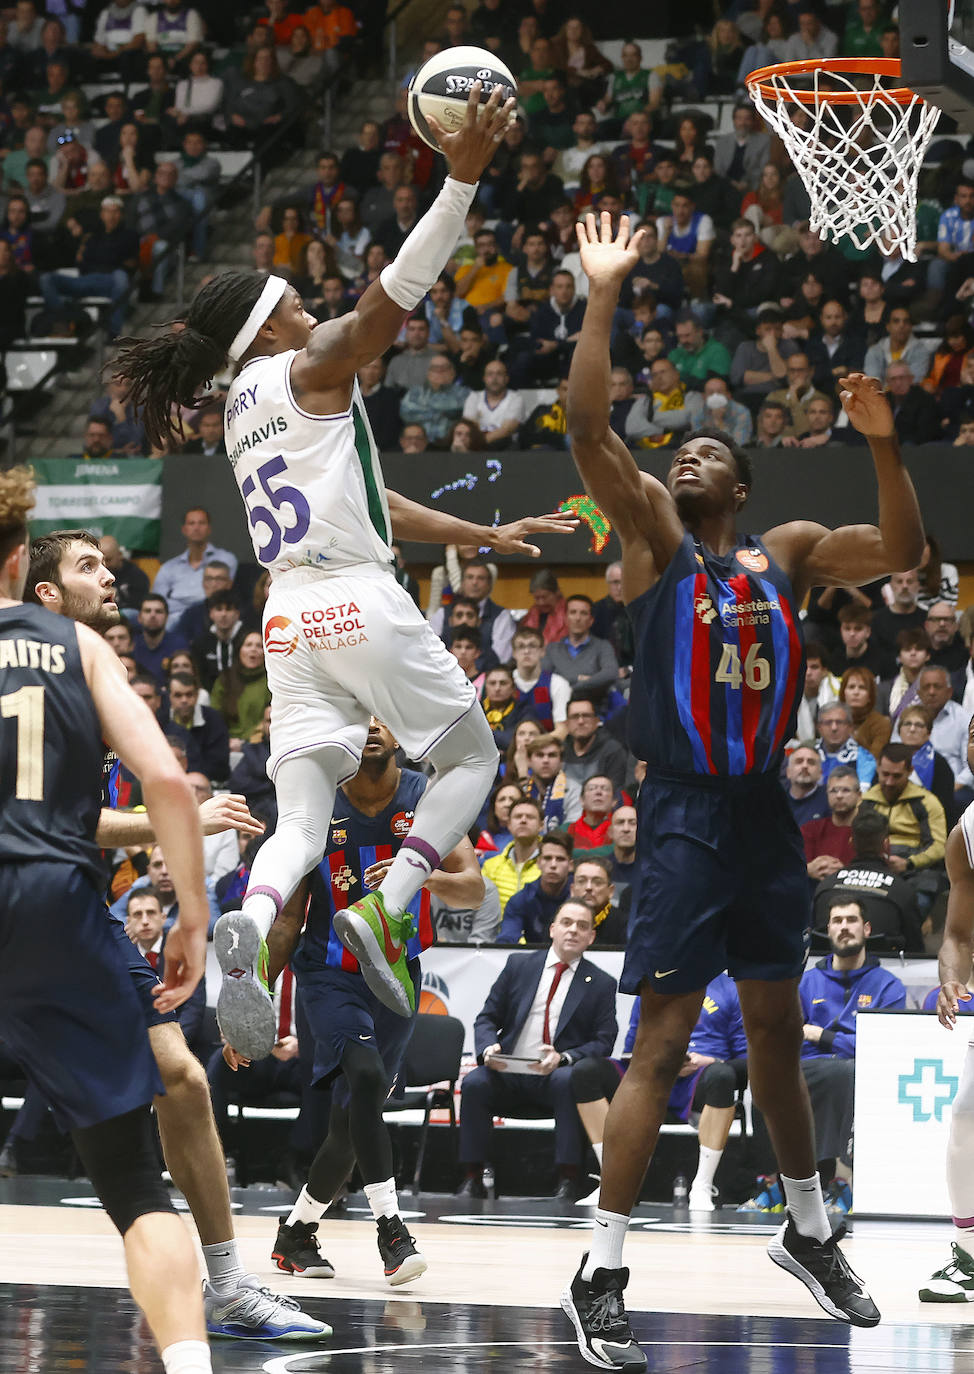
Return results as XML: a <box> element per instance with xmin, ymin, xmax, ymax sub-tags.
<box><xmin>111</xmin><ymin>273</ymin><xmax>271</xmax><ymax>450</ymax></box>
<box><xmin>0</xmin><ymin>466</ymin><xmax>35</xmax><ymax>569</ymax></box>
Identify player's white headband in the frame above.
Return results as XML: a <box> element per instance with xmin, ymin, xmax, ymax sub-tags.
<box><xmin>227</xmin><ymin>275</ymin><xmax>289</xmax><ymax>362</ymax></box>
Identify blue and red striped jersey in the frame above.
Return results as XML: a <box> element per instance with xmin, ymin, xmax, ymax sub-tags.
<box><xmin>297</xmin><ymin>768</ymin><xmax>434</xmax><ymax>973</ymax></box>
<box><xmin>628</xmin><ymin>532</ymin><xmax>804</xmax><ymax>776</ymax></box>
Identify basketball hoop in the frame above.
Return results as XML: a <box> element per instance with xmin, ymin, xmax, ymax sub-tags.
<box><xmin>746</xmin><ymin>58</ymin><xmax>941</xmax><ymax>261</ymax></box>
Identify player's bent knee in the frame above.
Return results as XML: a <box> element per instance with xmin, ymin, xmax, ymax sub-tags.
<box><xmin>426</xmin><ymin>702</ymin><xmax>497</xmax><ymax>779</ymax></box>
<box><xmin>71</xmin><ymin>1106</ymin><xmax>173</xmax><ymax>1235</ymax></box>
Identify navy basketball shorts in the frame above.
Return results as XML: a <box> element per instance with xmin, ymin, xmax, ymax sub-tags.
<box><xmin>623</xmin><ymin>771</ymin><xmax>811</xmax><ymax>997</ymax></box>
<box><xmin>0</xmin><ymin>862</ymin><xmax>163</xmax><ymax>1131</ymax></box>
<box><xmin>106</xmin><ymin>911</ymin><xmax>178</xmax><ymax>1030</ymax></box>
<box><xmin>293</xmin><ymin>956</ymin><xmax>420</xmax><ymax>1104</ymax></box>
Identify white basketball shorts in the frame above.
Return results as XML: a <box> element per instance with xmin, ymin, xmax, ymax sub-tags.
<box><xmin>262</xmin><ymin>563</ymin><xmax>477</xmax><ymax>780</ymax></box>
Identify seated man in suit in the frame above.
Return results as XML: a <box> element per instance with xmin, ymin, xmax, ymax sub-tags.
<box><xmin>125</xmin><ymin>886</ymin><xmax>206</xmax><ymax>1058</ymax></box>
<box><xmin>458</xmin><ymin>900</ymin><xmax>618</xmax><ymax>1200</ymax></box>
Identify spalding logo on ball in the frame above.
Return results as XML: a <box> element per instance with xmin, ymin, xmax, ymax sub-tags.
<box><xmin>407</xmin><ymin>45</ymin><xmax>517</xmax><ymax>152</ymax></box>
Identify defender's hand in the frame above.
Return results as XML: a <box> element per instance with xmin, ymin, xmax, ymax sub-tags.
<box><xmin>151</xmin><ymin>921</ymin><xmax>205</xmax><ymax>1012</ymax></box>
<box><xmin>576</xmin><ymin>211</ymin><xmax>647</xmax><ymax>287</ymax></box>
<box><xmin>426</xmin><ymin>82</ymin><xmax>516</xmax><ymax>185</ymax></box>
<box><xmin>198</xmin><ymin>793</ymin><xmax>265</xmax><ymax>837</ymax></box>
<box><xmin>937</xmin><ymin>982</ymin><xmax>972</xmax><ymax>1029</ymax></box>
<box><xmin>838</xmin><ymin>373</ymin><xmax>896</xmax><ymax>438</ymax></box>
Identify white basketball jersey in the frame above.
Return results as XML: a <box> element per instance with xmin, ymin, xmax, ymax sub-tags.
<box><xmin>224</xmin><ymin>350</ymin><xmax>394</xmax><ymax>575</ymax></box>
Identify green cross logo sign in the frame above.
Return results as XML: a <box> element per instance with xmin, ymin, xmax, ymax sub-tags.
<box><xmin>898</xmin><ymin>1059</ymin><xmax>958</xmax><ymax>1123</ymax></box>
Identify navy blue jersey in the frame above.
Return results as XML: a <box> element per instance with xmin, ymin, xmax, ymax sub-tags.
<box><xmin>297</xmin><ymin>768</ymin><xmax>434</xmax><ymax>974</ymax></box>
<box><xmin>628</xmin><ymin>532</ymin><xmax>804</xmax><ymax>776</ymax></box>
<box><xmin>0</xmin><ymin>605</ymin><xmax>103</xmax><ymax>887</ymax></box>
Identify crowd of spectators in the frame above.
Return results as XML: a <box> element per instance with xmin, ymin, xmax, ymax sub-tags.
<box><xmin>13</xmin><ymin>0</ymin><xmax>973</xmax><ymax>449</ymax></box>
<box><xmin>83</xmin><ymin>507</ymin><xmax>972</xmax><ymax>979</ymax></box>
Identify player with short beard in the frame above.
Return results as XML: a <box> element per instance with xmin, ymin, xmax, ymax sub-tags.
<box><xmin>24</xmin><ymin>528</ymin><xmax>327</xmax><ymax>1342</ymax></box>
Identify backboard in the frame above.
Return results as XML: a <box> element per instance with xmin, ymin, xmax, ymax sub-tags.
<box><xmin>900</xmin><ymin>0</ymin><xmax>974</xmax><ymax>130</ymax></box>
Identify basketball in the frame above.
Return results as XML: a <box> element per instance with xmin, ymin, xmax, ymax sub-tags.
<box><xmin>407</xmin><ymin>45</ymin><xmax>517</xmax><ymax>152</ymax></box>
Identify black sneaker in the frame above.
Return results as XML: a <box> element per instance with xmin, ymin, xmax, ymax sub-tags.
<box><xmin>768</xmin><ymin>1218</ymin><xmax>880</xmax><ymax>1327</ymax></box>
<box><xmin>271</xmin><ymin>1221</ymin><xmax>335</xmax><ymax>1278</ymax></box>
<box><xmin>560</xmin><ymin>1254</ymin><xmax>647</xmax><ymax>1371</ymax></box>
<box><xmin>376</xmin><ymin>1214</ymin><xmax>427</xmax><ymax>1287</ymax></box>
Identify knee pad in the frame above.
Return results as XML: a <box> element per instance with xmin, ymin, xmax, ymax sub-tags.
<box><xmin>71</xmin><ymin>1106</ymin><xmax>174</xmax><ymax>1235</ymax></box>
<box><xmin>570</xmin><ymin>1055</ymin><xmax>609</xmax><ymax>1104</ymax></box>
<box><xmin>425</xmin><ymin>702</ymin><xmax>497</xmax><ymax>785</ymax></box>
<box><xmin>697</xmin><ymin>1060</ymin><xmax>738</xmax><ymax>1109</ymax></box>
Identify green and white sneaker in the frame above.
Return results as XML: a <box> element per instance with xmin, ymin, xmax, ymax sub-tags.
<box><xmin>334</xmin><ymin>892</ymin><xmax>415</xmax><ymax>1018</ymax></box>
<box><xmin>214</xmin><ymin>912</ymin><xmax>276</xmax><ymax>1060</ymax></box>
<box><xmin>919</xmin><ymin>1243</ymin><xmax>974</xmax><ymax>1302</ymax></box>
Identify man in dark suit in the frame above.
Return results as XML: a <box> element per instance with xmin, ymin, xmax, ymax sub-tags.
<box><xmin>458</xmin><ymin>901</ymin><xmax>618</xmax><ymax>1200</ymax></box>
<box><xmin>125</xmin><ymin>886</ymin><xmax>206</xmax><ymax>1055</ymax></box>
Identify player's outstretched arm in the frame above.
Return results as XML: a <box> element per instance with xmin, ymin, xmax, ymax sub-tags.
<box><xmin>772</xmin><ymin>374</ymin><xmax>925</xmax><ymax>595</ymax></box>
<box><xmin>95</xmin><ymin>793</ymin><xmax>264</xmax><ymax>848</ymax></box>
<box><xmin>569</xmin><ymin>213</ymin><xmax>685</xmax><ymax>563</ymax></box>
<box><xmin>938</xmin><ymin>825</ymin><xmax>974</xmax><ymax>1029</ymax></box>
<box><xmin>291</xmin><ymin>83</ymin><xmax>515</xmax><ymax>390</ymax></box>
<box><xmin>78</xmin><ymin>625</ymin><xmax>208</xmax><ymax>1010</ymax></box>
<box><xmin>386</xmin><ymin>489</ymin><xmax>578</xmax><ymax>557</ymax></box>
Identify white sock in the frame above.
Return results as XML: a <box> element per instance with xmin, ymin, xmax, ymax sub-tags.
<box><xmin>592</xmin><ymin>1141</ymin><xmax>603</xmax><ymax>1167</ymax></box>
<box><xmin>781</xmin><ymin>1173</ymin><xmax>831</xmax><ymax>1244</ymax></box>
<box><xmin>364</xmin><ymin>1177</ymin><xmax>399</xmax><ymax>1221</ymax></box>
<box><xmin>201</xmin><ymin>1239</ymin><xmax>245</xmax><ymax>1296</ymax></box>
<box><xmin>240</xmin><ymin>892</ymin><xmax>277</xmax><ymax>940</ymax></box>
<box><xmin>161</xmin><ymin>1340</ymin><xmax>211</xmax><ymax>1374</ymax></box>
<box><xmin>692</xmin><ymin>1145</ymin><xmax>722</xmax><ymax>1193</ymax></box>
<box><xmin>286</xmin><ymin>1184</ymin><xmax>328</xmax><ymax>1228</ymax></box>
<box><xmin>581</xmin><ymin>1207</ymin><xmax>629</xmax><ymax>1279</ymax></box>
<box><xmin>377</xmin><ymin>849</ymin><xmax>433</xmax><ymax>920</ymax></box>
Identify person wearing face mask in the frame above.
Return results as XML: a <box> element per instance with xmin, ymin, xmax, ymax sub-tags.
<box><xmin>700</xmin><ymin>373</ymin><xmax>753</xmax><ymax>446</ymax></box>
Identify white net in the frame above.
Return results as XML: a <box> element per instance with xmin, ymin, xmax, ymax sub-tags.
<box><xmin>747</xmin><ymin>64</ymin><xmax>941</xmax><ymax>260</ymax></box>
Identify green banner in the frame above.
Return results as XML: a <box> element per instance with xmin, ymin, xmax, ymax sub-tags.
<box><xmin>29</xmin><ymin>458</ymin><xmax>163</xmax><ymax>551</ymax></box>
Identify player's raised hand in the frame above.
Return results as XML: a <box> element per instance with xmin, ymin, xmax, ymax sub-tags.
<box><xmin>426</xmin><ymin>82</ymin><xmax>516</xmax><ymax>185</ymax></box>
<box><xmin>576</xmin><ymin>211</ymin><xmax>647</xmax><ymax>287</ymax></box>
<box><xmin>937</xmin><ymin>981</ymin><xmax>972</xmax><ymax>1029</ymax></box>
<box><xmin>486</xmin><ymin>511</ymin><xmax>580</xmax><ymax>557</ymax></box>
<box><xmin>838</xmin><ymin>373</ymin><xmax>896</xmax><ymax>438</ymax></box>
<box><xmin>198</xmin><ymin>792</ymin><xmax>265</xmax><ymax>838</ymax></box>
<box><xmin>151</xmin><ymin>919</ymin><xmax>206</xmax><ymax>1012</ymax></box>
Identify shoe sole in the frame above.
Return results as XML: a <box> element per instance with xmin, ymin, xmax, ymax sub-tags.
<box><xmin>385</xmin><ymin>1252</ymin><xmax>428</xmax><ymax>1286</ymax></box>
<box><xmin>214</xmin><ymin>914</ymin><xmax>276</xmax><ymax>1060</ymax></box>
<box><xmin>207</xmin><ymin>1320</ymin><xmax>332</xmax><ymax>1340</ymax></box>
<box><xmin>918</xmin><ymin>1287</ymin><xmax>974</xmax><ymax>1303</ymax></box>
<box><xmin>271</xmin><ymin>1251</ymin><xmax>335</xmax><ymax>1279</ymax></box>
<box><xmin>560</xmin><ymin>1285</ymin><xmax>647</xmax><ymax>1372</ymax></box>
<box><xmin>688</xmin><ymin>1200</ymin><xmax>715</xmax><ymax>1212</ymax></box>
<box><xmin>767</xmin><ymin>1227</ymin><xmax>880</xmax><ymax>1328</ymax></box>
<box><xmin>333</xmin><ymin>911</ymin><xmax>412</xmax><ymax>1017</ymax></box>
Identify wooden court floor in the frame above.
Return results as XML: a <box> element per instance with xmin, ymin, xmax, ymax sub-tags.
<box><xmin>1</xmin><ymin>1180</ymin><xmax>973</xmax><ymax>1372</ymax></box>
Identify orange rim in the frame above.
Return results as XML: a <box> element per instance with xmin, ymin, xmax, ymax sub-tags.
<box><xmin>746</xmin><ymin>57</ymin><xmax>921</xmax><ymax>106</ymax></box>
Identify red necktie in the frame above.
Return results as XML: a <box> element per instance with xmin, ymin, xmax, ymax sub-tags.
<box><xmin>542</xmin><ymin>961</ymin><xmax>568</xmax><ymax>1045</ymax></box>
<box><xmin>277</xmin><ymin>966</ymin><xmax>294</xmax><ymax>1041</ymax></box>
<box><xmin>146</xmin><ymin>949</ymin><xmax>159</xmax><ymax>970</ymax></box>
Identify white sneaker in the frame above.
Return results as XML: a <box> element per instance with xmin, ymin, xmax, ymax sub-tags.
<box><xmin>204</xmin><ymin>1275</ymin><xmax>331</xmax><ymax>1340</ymax></box>
<box><xmin>688</xmin><ymin>1184</ymin><xmax>717</xmax><ymax>1212</ymax></box>
<box><xmin>574</xmin><ymin>1179</ymin><xmax>602</xmax><ymax>1207</ymax></box>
